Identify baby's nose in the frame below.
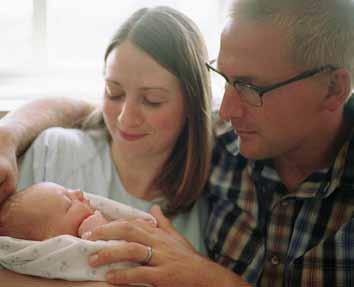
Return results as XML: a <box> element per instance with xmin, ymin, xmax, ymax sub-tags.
<box><xmin>69</xmin><ymin>189</ymin><xmax>85</xmax><ymax>201</ymax></box>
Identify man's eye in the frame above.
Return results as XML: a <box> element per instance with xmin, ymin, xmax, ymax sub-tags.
<box><xmin>234</xmin><ymin>83</ymin><xmax>250</xmax><ymax>93</ymax></box>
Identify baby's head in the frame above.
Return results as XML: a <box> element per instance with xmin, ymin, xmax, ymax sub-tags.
<box><xmin>0</xmin><ymin>182</ymin><xmax>95</xmax><ymax>240</ymax></box>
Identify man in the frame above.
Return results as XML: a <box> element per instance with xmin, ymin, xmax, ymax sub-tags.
<box><xmin>205</xmin><ymin>1</ymin><xmax>354</xmax><ymax>286</ymax></box>
<box><xmin>0</xmin><ymin>0</ymin><xmax>353</xmax><ymax>286</ymax></box>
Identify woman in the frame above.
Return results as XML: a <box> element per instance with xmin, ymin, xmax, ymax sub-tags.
<box><xmin>0</xmin><ymin>6</ymin><xmax>213</xmax><ymax>286</ymax></box>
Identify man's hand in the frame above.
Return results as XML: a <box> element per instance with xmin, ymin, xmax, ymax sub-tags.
<box><xmin>84</xmin><ymin>205</ymin><xmax>250</xmax><ymax>287</ymax></box>
<box><xmin>0</xmin><ymin>131</ymin><xmax>18</xmax><ymax>204</ymax></box>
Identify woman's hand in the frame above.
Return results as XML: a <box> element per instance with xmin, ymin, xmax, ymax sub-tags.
<box><xmin>84</xmin><ymin>205</ymin><xmax>250</xmax><ymax>287</ymax></box>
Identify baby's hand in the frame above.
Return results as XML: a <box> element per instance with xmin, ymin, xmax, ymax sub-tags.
<box><xmin>78</xmin><ymin>210</ymin><xmax>109</xmax><ymax>238</ymax></box>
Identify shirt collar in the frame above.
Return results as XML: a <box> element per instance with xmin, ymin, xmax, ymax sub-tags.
<box><xmin>247</xmin><ymin>134</ymin><xmax>352</xmax><ymax>199</ymax></box>
<box><xmin>214</xmin><ymin>107</ymin><xmax>354</xmax><ymax>199</ymax></box>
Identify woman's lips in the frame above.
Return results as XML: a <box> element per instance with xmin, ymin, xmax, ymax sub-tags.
<box><xmin>119</xmin><ymin>130</ymin><xmax>147</xmax><ymax>141</ymax></box>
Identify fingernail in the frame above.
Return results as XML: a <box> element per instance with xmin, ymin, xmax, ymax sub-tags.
<box><xmin>81</xmin><ymin>231</ymin><xmax>92</xmax><ymax>239</ymax></box>
<box><xmin>89</xmin><ymin>254</ymin><xmax>98</xmax><ymax>266</ymax></box>
<box><xmin>136</xmin><ymin>218</ymin><xmax>156</xmax><ymax>226</ymax></box>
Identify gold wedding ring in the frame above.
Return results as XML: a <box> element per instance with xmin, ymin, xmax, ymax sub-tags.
<box><xmin>141</xmin><ymin>246</ymin><xmax>153</xmax><ymax>265</ymax></box>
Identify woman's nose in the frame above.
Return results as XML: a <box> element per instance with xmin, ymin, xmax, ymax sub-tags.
<box><xmin>117</xmin><ymin>101</ymin><xmax>143</xmax><ymax>128</ymax></box>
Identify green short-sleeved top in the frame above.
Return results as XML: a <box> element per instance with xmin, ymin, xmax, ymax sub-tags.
<box><xmin>17</xmin><ymin>127</ymin><xmax>208</xmax><ymax>254</ymax></box>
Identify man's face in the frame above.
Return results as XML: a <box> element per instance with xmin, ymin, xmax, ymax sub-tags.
<box><xmin>217</xmin><ymin>19</ymin><xmax>330</xmax><ymax>160</ymax></box>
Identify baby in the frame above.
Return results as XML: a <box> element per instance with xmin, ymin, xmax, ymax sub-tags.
<box><xmin>0</xmin><ymin>182</ymin><xmax>111</xmax><ymax>240</ymax></box>
<box><xmin>0</xmin><ymin>182</ymin><xmax>156</xmax><ymax>282</ymax></box>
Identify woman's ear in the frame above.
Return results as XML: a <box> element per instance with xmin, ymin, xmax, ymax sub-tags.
<box><xmin>324</xmin><ymin>68</ymin><xmax>352</xmax><ymax>111</ymax></box>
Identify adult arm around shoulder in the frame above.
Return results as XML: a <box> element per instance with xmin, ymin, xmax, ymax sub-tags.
<box><xmin>0</xmin><ymin>97</ymin><xmax>95</xmax><ymax>204</ymax></box>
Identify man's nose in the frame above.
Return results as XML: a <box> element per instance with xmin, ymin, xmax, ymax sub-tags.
<box><xmin>219</xmin><ymin>86</ymin><xmax>244</xmax><ymax>121</ymax></box>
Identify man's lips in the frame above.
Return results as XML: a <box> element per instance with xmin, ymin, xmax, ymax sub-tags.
<box><xmin>230</xmin><ymin>121</ymin><xmax>256</xmax><ymax>135</ymax></box>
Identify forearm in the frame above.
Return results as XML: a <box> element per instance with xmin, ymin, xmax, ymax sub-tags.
<box><xmin>0</xmin><ymin>97</ymin><xmax>95</xmax><ymax>156</ymax></box>
<box><xmin>85</xmin><ymin>206</ymin><xmax>252</xmax><ymax>287</ymax></box>
<box><xmin>0</xmin><ymin>270</ymin><xmax>118</xmax><ymax>287</ymax></box>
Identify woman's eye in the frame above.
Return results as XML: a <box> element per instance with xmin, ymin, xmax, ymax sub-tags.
<box><xmin>142</xmin><ymin>93</ymin><xmax>166</xmax><ymax>107</ymax></box>
<box><xmin>143</xmin><ymin>98</ymin><xmax>163</xmax><ymax>107</ymax></box>
<box><xmin>107</xmin><ymin>93</ymin><xmax>125</xmax><ymax>101</ymax></box>
<box><xmin>105</xmin><ymin>88</ymin><xmax>125</xmax><ymax>101</ymax></box>
<box><xmin>105</xmin><ymin>84</ymin><xmax>125</xmax><ymax>100</ymax></box>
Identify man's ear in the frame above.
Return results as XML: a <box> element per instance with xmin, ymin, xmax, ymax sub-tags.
<box><xmin>324</xmin><ymin>68</ymin><xmax>352</xmax><ymax>111</ymax></box>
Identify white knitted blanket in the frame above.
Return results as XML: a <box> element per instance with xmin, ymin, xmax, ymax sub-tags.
<box><xmin>0</xmin><ymin>193</ymin><xmax>155</xmax><ymax>284</ymax></box>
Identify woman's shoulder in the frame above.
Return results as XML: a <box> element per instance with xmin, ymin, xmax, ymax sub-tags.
<box><xmin>35</xmin><ymin>127</ymin><xmax>107</xmax><ymax>145</ymax></box>
<box><xmin>171</xmin><ymin>197</ymin><xmax>209</xmax><ymax>254</ymax></box>
<box><xmin>29</xmin><ymin>127</ymin><xmax>111</xmax><ymax>172</ymax></box>
<box><xmin>34</xmin><ymin>127</ymin><xmax>108</xmax><ymax>150</ymax></box>
<box><xmin>18</xmin><ymin>127</ymin><xmax>114</xmax><ymax>192</ymax></box>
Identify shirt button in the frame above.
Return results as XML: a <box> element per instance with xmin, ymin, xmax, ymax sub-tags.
<box><xmin>281</xmin><ymin>201</ymin><xmax>289</xmax><ymax>207</ymax></box>
<box><xmin>271</xmin><ymin>255</ymin><xmax>280</xmax><ymax>265</ymax></box>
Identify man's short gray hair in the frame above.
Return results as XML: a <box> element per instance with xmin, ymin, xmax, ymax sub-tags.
<box><xmin>229</xmin><ymin>0</ymin><xmax>354</xmax><ymax>82</ymax></box>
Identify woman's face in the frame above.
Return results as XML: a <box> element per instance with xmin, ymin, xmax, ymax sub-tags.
<box><xmin>102</xmin><ymin>41</ymin><xmax>186</xmax><ymax>160</ymax></box>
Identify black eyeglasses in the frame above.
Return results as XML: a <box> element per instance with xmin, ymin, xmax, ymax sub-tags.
<box><xmin>206</xmin><ymin>59</ymin><xmax>337</xmax><ymax>107</ymax></box>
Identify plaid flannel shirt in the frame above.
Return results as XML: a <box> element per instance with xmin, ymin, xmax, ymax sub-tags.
<box><xmin>206</xmin><ymin>116</ymin><xmax>354</xmax><ymax>287</ymax></box>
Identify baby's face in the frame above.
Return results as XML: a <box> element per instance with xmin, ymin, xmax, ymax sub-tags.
<box><xmin>26</xmin><ymin>182</ymin><xmax>95</xmax><ymax>238</ymax></box>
